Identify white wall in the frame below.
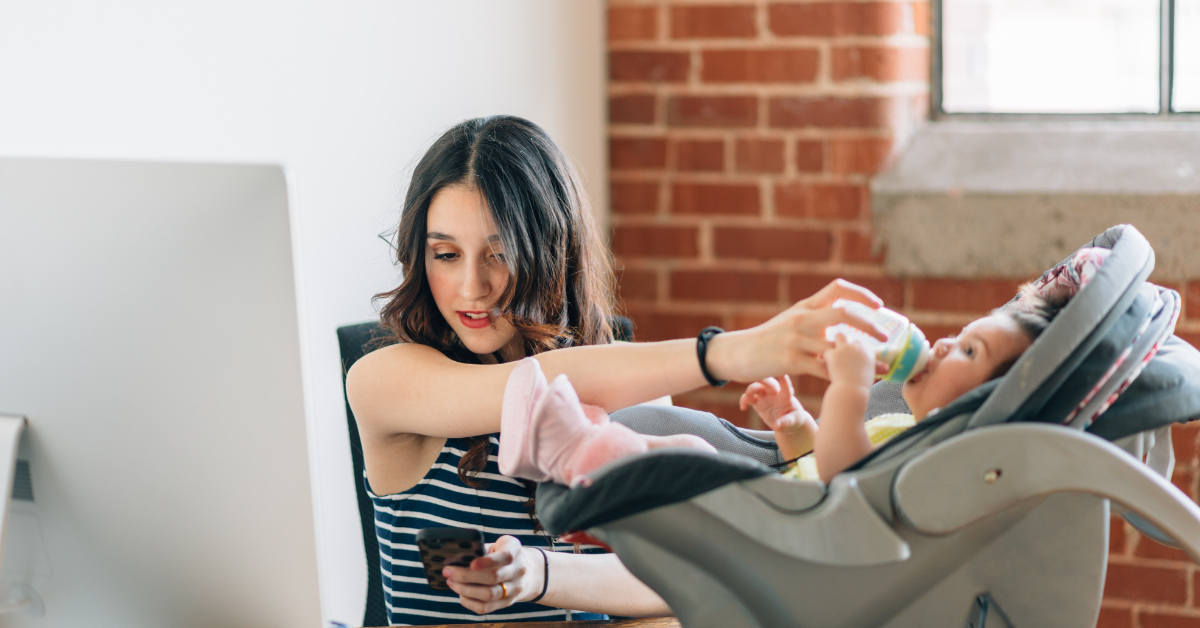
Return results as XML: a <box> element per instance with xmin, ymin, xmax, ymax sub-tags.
<box><xmin>0</xmin><ymin>1</ymin><xmax>606</xmax><ymax>623</ymax></box>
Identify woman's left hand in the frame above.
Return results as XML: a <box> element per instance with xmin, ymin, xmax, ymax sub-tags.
<box><xmin>444</xmin><ymin>535</ymin><xmax>543</xmax><ymax>614</ymax></box>
<box><xmin>707</xmin><ymin>279</ymin><xmax>890</xmax><ymax>382</ymax></box>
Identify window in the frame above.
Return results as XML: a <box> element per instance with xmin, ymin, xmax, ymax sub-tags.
<box><xmin>1177</xmin><ymin>0</ymin><xmax>1200</xmax><ymax>109</ymax></box>
<box><xmin>936</xmin><ymin>0</ymin><xmax>1199</xmax><ymax>114</ymax></box>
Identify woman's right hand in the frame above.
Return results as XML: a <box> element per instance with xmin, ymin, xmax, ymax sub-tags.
<box><xmin>445</xmin><ymin>536</ymin><xmax>547</xmax><ymax>614</ymax></box>
<box><xmin>707</xmin><ymin>279</ymin><xmax>889</xmax><ymax>382</ymax></box>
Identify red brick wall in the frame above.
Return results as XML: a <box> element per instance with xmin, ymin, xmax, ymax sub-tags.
<box><xmin>606</xmin><ymin>1</ymin><xmax>1200</xmax><ymax>624</ymax></box>
<box><xmin>1103</xmin><ymin>422</ymin><xmax>1200</xmax><ymax>627</ymax></box>
<box><xmin>608</xmin><ymin>0</ymin><xmax>928</xmax><ymax>416</ymax></box>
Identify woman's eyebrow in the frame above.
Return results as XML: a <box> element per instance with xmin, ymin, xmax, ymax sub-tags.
<box><xmin>426</xmin><ymin>233</ymin><xmax>501</xmax><ymax>243</ymax></box>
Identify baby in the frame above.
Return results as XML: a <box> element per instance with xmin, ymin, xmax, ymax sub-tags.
<box><xmin>499</xmin><ymin>289</ymin><xmax>1068</xmax><ymax>488</ymax></box>
<box><xmin>750</xmin><ymin>295</ymin><xmax>1058</xmax><ymax>482</ymax></box>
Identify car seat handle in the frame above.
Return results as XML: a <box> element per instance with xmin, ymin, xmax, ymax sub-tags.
<box><xmin>893</xmin><ymin>423</ymin><xmax>1200</xmax><ymax>565</ymax></box>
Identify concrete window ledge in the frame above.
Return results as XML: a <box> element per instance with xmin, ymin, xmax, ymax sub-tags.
<box><xmin>870</xmin><ymin>121</ymin><xmax>1200</xmax><ymax>280</ymax></box>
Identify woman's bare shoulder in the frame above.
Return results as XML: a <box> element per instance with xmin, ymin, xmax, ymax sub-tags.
<box><xmin>346</xmin><ymin>342</ymin><xmax>448</xmax><ymax>429</ymax></box>
<box><xmin>347</xmin><ymin>339</ymin><xmax>509</xmax><ymax>441</ymax></box>
<box><xmin>349</xmin><ymin>341</ymin><xmax>446</xmax><ymax>381</ymax></box>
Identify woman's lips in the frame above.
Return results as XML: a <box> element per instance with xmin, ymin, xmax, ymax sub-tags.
<box><xmin>458</xmin><ymin>311</ymin><xmax>491</xmax><ymax>329</ymax></box>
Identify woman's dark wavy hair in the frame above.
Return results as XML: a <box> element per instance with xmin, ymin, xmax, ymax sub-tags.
<box><xmin>374</xmin><ymin>115</ymin><xmax>616</xmax><ymax>488</ymax></box>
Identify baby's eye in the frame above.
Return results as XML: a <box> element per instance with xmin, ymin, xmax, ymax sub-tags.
<box><xmin>963</xmin><ymin>345</ymin><xmax>975</xmax><ymax>358</ymax></box>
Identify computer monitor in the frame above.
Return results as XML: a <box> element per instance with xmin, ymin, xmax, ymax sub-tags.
<box><xmin>0</xmin><ymin>159</ymin><xmax>323</xmax><ymax>627</ymax></box>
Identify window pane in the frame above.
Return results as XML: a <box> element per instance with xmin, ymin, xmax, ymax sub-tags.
<box><xmin>943</xmin><ymin>0</ymin><xmax>1159</xmax><ymax>113</ymax></box>
<box><xmin>1175</xmin><ymin>0</ymin><xmax>1200</xmax><ymax>111</ymax></box>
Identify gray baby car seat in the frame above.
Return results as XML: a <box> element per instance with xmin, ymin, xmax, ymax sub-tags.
<box><xmin>535</xmin><ymin>224</ymin><xmax>1200</xmax><ymax>628</ymax></box>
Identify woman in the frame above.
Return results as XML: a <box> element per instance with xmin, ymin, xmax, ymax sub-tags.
<box><xmin>347</xmin><ymin>115</ymin><xmax>886</xmax><ymax>624</ymax></box>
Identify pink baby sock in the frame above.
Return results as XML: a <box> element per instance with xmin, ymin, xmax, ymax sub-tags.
<box><xmin>498</xmin><ymin>357</ymin><xmax>648</xmax><ymax>486</ymax></box>
<box><xmin>536</xmin><ymin>375</ymin><xmax>648</xmax><ymax>486</ymax></box>
<box><xmin>499</xmin><ymin>358</ymin><xmax>552</xmax><ymax>482</ymax></box>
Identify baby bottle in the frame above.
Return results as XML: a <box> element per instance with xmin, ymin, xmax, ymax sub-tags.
<box><xmin>825</xmin><ymin>299</ymin><xmax>931</xmax><ymax>382</ymax></box>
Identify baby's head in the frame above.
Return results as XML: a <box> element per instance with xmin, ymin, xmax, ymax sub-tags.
<box><xmin>903</xmin><ymin>287</ymin><xmax>1068</xmax><ymax>421</ymax></box>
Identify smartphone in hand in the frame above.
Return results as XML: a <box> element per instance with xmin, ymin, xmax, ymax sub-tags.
<box><xmin>416</xmin><ymin>527</ymin><xmax>486</xmax><ymax>590</ymax></box>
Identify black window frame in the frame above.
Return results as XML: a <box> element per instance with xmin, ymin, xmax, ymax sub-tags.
<box><xmin>931</xmin><ymin>0</ymin><xmax>1199</xmax><ymax>119</ymax></box>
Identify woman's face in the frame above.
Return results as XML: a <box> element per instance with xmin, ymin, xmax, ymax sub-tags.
<box><xmin>425</xmin><ymin>185</ymin><xmax>522</xmax><ymax>362</ymax></box>
<box><xmin>902</xmin><ymin>314</ymin><xmax>1031</xmax><ymax>421</ymax></box>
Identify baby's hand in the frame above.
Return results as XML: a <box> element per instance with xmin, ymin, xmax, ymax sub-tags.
<box><xmin>739</xmin><ymin>375</ymin><xmax>814</xmax><ymax>435</ymax></box>
<box><xmin>824</xmin><ymin>334</ymin><xmax>876</xmax><ymax>388</ymax></box>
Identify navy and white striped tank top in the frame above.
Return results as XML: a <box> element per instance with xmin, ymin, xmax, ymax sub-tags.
<box><xmin>368</xmin><ymin>434</ymin><xmax>608</xmax><ymax>626</ymax></box>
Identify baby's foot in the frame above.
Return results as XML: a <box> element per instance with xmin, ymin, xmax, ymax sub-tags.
<box><xmin>498</xmin><ymin>358</ymin><xmax>552</xmax><ymax>482</ymax></box>
<box><xmin>531</xmin><ymin>373</ymin><xmax>649</xmax><ymax>486</ymax></box>
<box><xmin>500</xmin><ymin>358</ymin><xmax>641</xmax><ymax>485</ymax></box>
<box><xmin>562</xmin><ymin>421</ymin><xmax>649</xmax><ymax>486</ymax></box>
<box><xmin>567</xmin><ymin>431</ymin><xmax>716</xmax><ymax>488</ymax></box>
<box><xmin>501</xmin><ymin>360</ymin><xmax>701</xmax><ymax>486</ymax></box>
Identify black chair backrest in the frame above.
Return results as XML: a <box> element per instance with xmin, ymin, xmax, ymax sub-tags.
<box><xmin>336</xmin><ymin>321</ymin><xmax>390</xmax><ymax>628</ymax></box>
<box><xmin>336</xmin><ymin>316</ymin><xmax>635</xmax><ymax>627</ymax></box>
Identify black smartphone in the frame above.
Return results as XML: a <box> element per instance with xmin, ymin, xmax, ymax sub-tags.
<box><xmin>416</xmin><ymin>527</ymin><xmax>486</xmax><ymax>590</ymax></box>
